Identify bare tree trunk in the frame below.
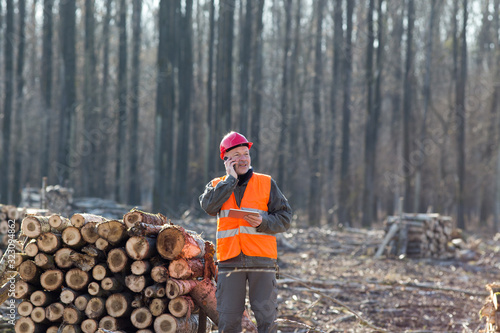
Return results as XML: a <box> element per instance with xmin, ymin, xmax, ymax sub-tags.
<box><xmin>338</xmin><ymin>0</ymin><xmax>355</xmax><ymax>226</ymax></box>
<box><xmin>361</xmin><ymin>0</ymin><xmax>376</xmax><ymax>228</ymax></box>
<box><xmin>250</xmin><ymin>0</ymin><xmax>265</xmax><ymax>168</ymax></box>
<box><xmin>99</xmin><ymin>0</ymin><xmax>112</xmax><ymax>195</ymax></box>
<box><xmin>414</xmin><ymin>0</ymin><xmax>438</xmax><ymax>213</ymax></box>
<box><xmin>493</xmin><ymin>0</ymin><xmax>500</xmax><ymax>232</ymax></box>
<box><xmin>40</xmin><ymin>0</ymin><xmax>53</xmax><ymax>183</ymax></box>
<box><xmin>115</xmin><ymin>0</ymin><xmax>128</xmax><ymax>203</ymax></box>
<box><xmin>456</xmin><ymin>0</ymin><xmax>468</xmax><ymax>229</ymax></box>
<box><xmin>128</xmin><ymin>0</ymin><xmax>142</xmax><ymax>205</ymax></box>
<box><xmin>308</xmin><ymin>0</ymin><xmax>325</xmax><ymax>226</ymax></box>
<box><xmin>276</xmin><ymin>0</ymin><xmax>292</xmax><ymax>191</ymax></box>
<box><xmin>57</xmin><ymin>0</ymin><xmax>77</xmax><ymax>186</ymax></box>
<box><xmin>12</xmin><ymin>0</ymin><xmax>26</xmax><ymax>205</ymax></box>
<box><xmin>153</xmin><ymin>0</ymin><xmax>176</xmax><ymax>213</ymax></box>
<box><xmin>83</xmin><ymin>0</ymin><xmax>98</xmax><ymax>197</ymax></box>
<box><xmin>175</xmin><ymin>0</ymin><xmax>194</xmax><ymax>209</ymax></box>
<box><xmin>215</xmin><ymin>0</ymin><xmax>235</xmax><ymax>138</ymax></box>
<box><xmin>403</xmin><ymin>0</ymin><xmax>415</xmax><ymax>212</ymax></box>
<box><xmin>1</xmin><ymin>0</ymin><xmax>14</xmax><ymax>203</ymax></box>
<box><xmin>326</xmin><ymin>0</ymin><xmax>342</xmax><ymax>225</ymax></box>
<box><xmin>205</xmin><ymin>0</ymin><xmax>217</xmax><ymax>179</ymax></box>
<box><xmin>239</xmin><ymin>0</ymin><xmax>253</xmax><ymax>134</ymax></box>
<box><xmin>387</xmin><ymin>1</ymin><xmax>404</xmax><ymax>216</ymax></box>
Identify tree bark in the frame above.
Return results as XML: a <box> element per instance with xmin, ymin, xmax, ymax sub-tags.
<box><xmin>215</xmin><ymin>0</ymin><xmax>235</xmax><ymax>140</ymax></box>
<box><xmin>166</xmin><ymin>278</ymin><xmax>198</xmax><ymax>299</ymax></box>
<box><xmin>124</xmin><ymin>209</ymin><xmax>168</xmax><ymax>228</ymax></box>
<box><xmin>1</xmin><ymin>0</ymin><xmax>14</xmax><ymax>204</ymax></box>
<box><xmin>71</xmin><ymin>214</ymin><xmax>106</xmax><ymax>228</ymax></box>
<box><xmin>128</xmin><ymin>0</ymin><xmax>142</xmax><ymax>205</ymax></box>
<box><xmin>40</xmin><ymin>0</ymin><xmax>54</xmax><ymax>182</ymax></box>
<box><xmin>49</xmin><ymin>215</ymin><xmax>71</xmax><ymax>232</ymax></box>
<box><xmin>115</xmin><ymin>0</ymin><xmax>128</xmax><ymax>203</ymax></box>
<box><xmin>403</xmin><ymin>0</ymin><xmax>415</xmax><ymax>212</ymax></box>
<box><xmin>338</xmin><ymin>0</ymin><xmax>355</xmax><ymax>226</ymax></box>
<box><xmin>57</xmin><ymin>0</ymin><xmax>77</xmax><ymax>184</ymax></box>
<box><xmin>169</xmin><ymin>258</ymin><xmax>204</xmax><ymax>280</ymax></box>
<box><xmin>69</xmin><ymin>251</ymin><xmax>97</xmax><ymax>272</ymax></box>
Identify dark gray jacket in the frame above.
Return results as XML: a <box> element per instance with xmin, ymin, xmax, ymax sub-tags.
<box><xmin>199</xmin><ymin>169</ymin><xmax>292</xmax><ymax>268</ymax></box>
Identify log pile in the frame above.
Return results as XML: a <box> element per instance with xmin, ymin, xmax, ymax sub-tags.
<box><xmin>0</xmin><ymin>205</ymin><xmax>49</xmax><ymax>258</ymax></box>
<box><xmin>380</xmin><ymin>213</ymin><xmax>455</xmax><ymax>259</ymax></box>
<box><xmin>480</xmin><ymin>283</ymin><xmax>500</xmax><ymax>332</ymax></box>
<box><xmin>12</xmin><ymin>208</ymin><xmax>252</xmax><ymax>333</ymax></box>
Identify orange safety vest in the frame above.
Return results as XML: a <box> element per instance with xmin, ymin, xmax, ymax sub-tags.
<box><xmin>212</xmin><ymin>173</ymin><xmax>277</xmax><ymax>261</ymax></box>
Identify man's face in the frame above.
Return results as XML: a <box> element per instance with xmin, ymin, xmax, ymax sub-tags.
<box><xmin>225</xmin><ymin>146</ymin><xmax>251</xmax><ymax>175</ymax></box>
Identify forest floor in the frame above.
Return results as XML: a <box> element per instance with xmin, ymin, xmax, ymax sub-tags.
<box><xmin>183</xmin><ymin>218</ymin><xmax>500</xmax><ymax>333</ymax></box>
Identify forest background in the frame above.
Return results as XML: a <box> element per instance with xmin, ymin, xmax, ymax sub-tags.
<box><xmin>0</xmin><ymin>0</ymin><xmax>499</xmax><ymax>232</ymax></box>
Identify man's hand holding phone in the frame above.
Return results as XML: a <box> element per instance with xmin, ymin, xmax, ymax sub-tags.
<box><xmin>224</xmin><ymin>156</ymin><xmax>238</xmax><ymax>178</ymax></box>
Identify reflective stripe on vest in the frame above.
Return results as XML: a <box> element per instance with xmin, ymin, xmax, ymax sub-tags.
<box><xmin>212</xmin><ymin>173</ymin><xmax>277</xmax><ymax>261</ymax></box>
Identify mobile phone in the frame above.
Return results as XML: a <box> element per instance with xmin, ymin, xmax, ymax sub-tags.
<box><xmin>224</xmin><ymin>157</ymin><xmax>236</xmax><ymax>170</ymax></box>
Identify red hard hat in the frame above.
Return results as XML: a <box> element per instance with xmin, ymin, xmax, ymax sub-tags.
<box><xmin>219</xmin><ymin>132</ymin><xmax>253</xmax><ymax>159</ymax></box>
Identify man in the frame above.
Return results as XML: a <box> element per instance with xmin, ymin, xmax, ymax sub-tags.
<box><xmin>199</xmin><ymin>131</ymin><xmax>292</xmax><ymax>333</ymax></box>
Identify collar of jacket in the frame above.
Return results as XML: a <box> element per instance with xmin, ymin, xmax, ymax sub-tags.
<box><xmin>237</xmin><ymin>168</ymin><xmax>253</xmax><ymax>186</ymax></box>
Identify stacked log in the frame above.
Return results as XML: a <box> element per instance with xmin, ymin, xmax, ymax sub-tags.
<box><xmin>0</xmin><ymin>205</ymin><xmax>49</xmax><ymax>258</ymax></box>
<box><xmin>480</xmin><ymin>283</ymin><xmax>500</xmax><ymax>332</ymax></box>
<box><xmin>383</xmin><ymin>213</ymin><xmax>455</xmax><ymax>259</ymax></box>
<box><xmin>12</xmin><ymin>210</ymin><xmax>231</xmax><ymax>333</ymax></box>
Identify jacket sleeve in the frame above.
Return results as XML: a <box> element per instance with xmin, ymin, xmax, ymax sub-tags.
<box><xmin>199</xmin><ymin>175</ymin><xmax>238</xmax><ymax>216</ymax></box>
<box><xmin>257</xmin><ymin>179</ymin><xmax>292</xmax><ymax>234</ymax></box>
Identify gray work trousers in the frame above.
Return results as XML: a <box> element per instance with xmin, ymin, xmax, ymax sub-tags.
<box><xmin>216</xmin><ymin>268</ymin><xmax>278</xmax><ymax>333</ymax></box>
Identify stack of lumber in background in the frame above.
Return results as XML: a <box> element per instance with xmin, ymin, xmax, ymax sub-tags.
<box><xmin>480</xmin><ymin>283</ymin><xmax>500</xmax><ymax>332</ymax></box>
<box><xmin>383</xmin><ymin>213</ymin><xmax>455</xmax><ymax>258</ymax></box>
<box><xmin>0</xmin><ymin>205</ymin><xmax>48</xmax><ymax>258</ymax></box>
<box><xmin>12</xmin><ymin>208</ymin><xmax>253</xmax><ymax>333</ymax></box>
